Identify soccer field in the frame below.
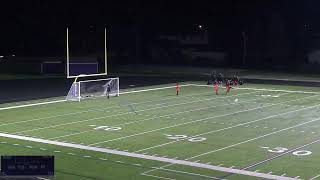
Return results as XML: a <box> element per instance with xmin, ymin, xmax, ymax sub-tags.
<box><xmin>1</xmin><ymin>83</ymin><xmax>320</xmax><ymax>180</ymax></box>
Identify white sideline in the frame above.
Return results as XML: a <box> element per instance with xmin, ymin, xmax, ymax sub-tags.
<box><xmin>1</xmin><ymin>83</ymin><xmax>318</xmax><ymax>111</ymax></box>
<box><xmin>141</xmin><ymin>113</ymin><xmax>320</xmax><ymax>180</ymax></box>
<box><xmin>0</xmin><ymin>100</ymin><xmax>67</xmax><ymax>111</ymax></box>
<box><xmin>0</xmin><ymin>85</ymin><xmax>190</xmax><ymax>111</ymax></box>
<box><xmin>188</xmin><ymin>84</ymin><xmax>320</xmax><ymax>94</ymax></box>
<box><xmin>120</xmin><ymin>84</ymin><xmax>192</xmax><ymax>95</ymax></box>
<box><xmin>0</xmin><ymin>132</ymin><xmax>299</xmax><ymax>180</ymax></box>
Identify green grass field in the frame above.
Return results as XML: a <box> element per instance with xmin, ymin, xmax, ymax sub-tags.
<box><xmin>1</xmin><ymin>83</ymin><xmax>320</xmax><ymax>180</ymax></box>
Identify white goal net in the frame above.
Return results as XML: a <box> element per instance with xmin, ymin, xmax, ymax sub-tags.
<box><xmin>66</xmin><ymin>77</ymin><xmax>119</xmax><ymax>101</ymax></box>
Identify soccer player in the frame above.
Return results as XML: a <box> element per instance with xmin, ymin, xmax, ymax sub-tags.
<box><xmin>107</xmin><ymin>84</ymin><xmax>111</xmax><ymax>99</ymax></box>
<box><xmin>176</xmin><ymin>83</ymin><xmax>181</xmax><ymax>95</ymax></box>
<box><xmin>214</xmin><ymin>81</ymin><xmax>219</xmax><ymax>95</ymax></box>
<box><xmin>232</xmin><ymin>75</ymin><xmax>239</xmax><ymax>86</ymax></box>
<box><xmin>226</xmin><ymin>80</ymin><xmax>232</xmax><ymax>95</ymax></box>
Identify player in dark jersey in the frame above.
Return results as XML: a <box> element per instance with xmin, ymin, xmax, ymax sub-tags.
<box><xmin>107</xmin><ymin>84</ymin><xmax>111</xmax><ymax>99</ymax></box>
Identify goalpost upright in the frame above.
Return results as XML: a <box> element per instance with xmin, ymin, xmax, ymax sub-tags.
<box><xmin>65</xmin><ymin>27</ymin><xmax>120</xmax><ymax>101</ymax></box>
<box><xmin>66</xmin><ymin>27</ymin><xmax>109</xmax><ymax>78</ymax></box>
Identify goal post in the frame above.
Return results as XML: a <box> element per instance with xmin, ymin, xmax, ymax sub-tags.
<box><xmin>66</xmin><ymin>27</ymin><xmax>109</xmax><ymax>78</ymax></box>
<box><xmin>66</xmin><ymin>77</ymin><xmax>119</xmax><ymax>101</ymax></box>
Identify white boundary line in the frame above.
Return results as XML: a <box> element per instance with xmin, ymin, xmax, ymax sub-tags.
<box><xmin>0</xmin><ymin>132</ymin><xmax>299</xmax><ymax>180</ymax></box>
<box><xmin>0</xmin><ymin>100</ymin><xmax>67</xmax><ymax>111</ymax></box>
<box><xmin>141</xmin><ymin>115</ymin><xmax>320</xmax><ymax>180</ymax></box>
<box><xmin>188</xmin><ymin>84</ymin><xmax>320</xmax><ymax>94</ymax></box>
<box><xmin>120</xmin><ymin>84</ymin><xmax>191</xmax><ymax>95</ymax></box>
<box><xmin>0</xmin><ymin>85</ymin><xmax>191</xmax><ymax>111</ymax></box>
<box><xmin>310</xmin><ymin>174</ymin><xmax>320</xmax><ymax>180</ymax></box>
<box><xmin>1</xmin><ymin>83</ymin><xmax>318</xmax><ymax>111</ymax></box>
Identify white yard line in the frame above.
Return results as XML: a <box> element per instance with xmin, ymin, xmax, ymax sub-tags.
<box><xmin>135</xmin><ymin>100</ymin><xmax>320</xmax><ymax>152</ymax></box>
<box><xmin>141</xmin><ymin>173</ymin><xmax>176</xmax><ymax>180</ymax></box>
<box><xmin>186</xmin><ymin>117</ymin><xmax>320</xmax><ymax>160</ymax></box>
<box><xmin>49</xmin><ymin>95</ymin><xmax>264</xmax><ymax>140</ymax></box>
<box><xmin>142</xmin><ymin>115</ymin><xmax>320</xmax><ymax>180</ymax></box>
<box><xmin>1</xmin><ymin>83</ymin><xmax>317</xmax><ymax>112</ymax></box>
<box><xmin>243</xmin><ymin>139</ymin><xmax>320</xmax><ymax>170</ymax></box>
<box><xmin>0</xmin><ymin>86</ymin><xmax>223</xmax><ymax>127</ymax></box>
<box><xmin>86</xmin><ymin>94</ymin><xmax>318</xmax><ymax>146</ymax></box>
<box><xmin>0</xmin><ymin>132</ymin><xmax>299</xmax><ymax>180</ymax></box>
<box><xmin>310</xmin><ymin>174</ymin><xmax>320</xmax><ymax>180</ymax></box>
<box><xmin>142</xmin><ymin>166</ymin><xmax>225</xmax><ymax>180</ymax></box>
<box><xmin>12</xmin><ymin>91</ymin><xmax>260</xmax><ymax>134</ymax></box>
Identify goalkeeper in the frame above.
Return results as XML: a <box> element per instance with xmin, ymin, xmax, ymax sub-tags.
<box><xmin>107</xmin><ymin>84</ymin><xmax>111</xmax><ymax>99</ymax></box>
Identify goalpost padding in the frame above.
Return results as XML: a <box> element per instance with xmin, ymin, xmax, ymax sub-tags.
<box><xmin>66</xmin><ymin>77</ymin><xmax>119</xmax><ymax>101</ymax></box>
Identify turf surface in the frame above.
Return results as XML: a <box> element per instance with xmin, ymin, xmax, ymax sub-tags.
<box><xmin>0</xmin><ymin>83</ymin><xmax>320</xmax><ymax>180</ymax></box>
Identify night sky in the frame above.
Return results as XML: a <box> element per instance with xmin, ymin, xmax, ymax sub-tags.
<box><xmin>0</xmin><ymin>0</ymin><xmax>319</xmax><ymax>66</ymax></box>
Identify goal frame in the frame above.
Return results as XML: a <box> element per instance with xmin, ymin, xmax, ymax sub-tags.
<box><xmin>66</xmin><ymin>28</ymin><xmax>108</xmax><ymax>78</ymax></box>
<box><xmin>66</xmin><ymin>76</ymin><xmax>119</xmax><ymax>102</ymax></box>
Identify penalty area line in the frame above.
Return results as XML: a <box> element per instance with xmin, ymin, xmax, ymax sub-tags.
<box><xmin>0</xmin><ymin>132</ymin><xmax>299</xmax><ymax>180</ymax></box>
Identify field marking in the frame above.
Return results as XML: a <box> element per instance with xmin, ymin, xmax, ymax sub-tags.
<box><xmin>1</xmin><ymin>83</ymin><xmax>317</xmax><ymax>112</ymax></box>
<box><xmin>4</xmin><ymin>91</ymin><xmax>259</xmax><ymax>130</ymax></box>
<box><xmin>0</xmin><ymin>131</ymin><xmax>299</xmax><ymax>180</ymax></box>
<box><xmin>0</xmin><ymin>99</ymin><xmax>67</xmax><ymax>111</ymax></box>
<box><xmin>0</xmin><ymin>86</ymin><xmax>229</xmax><ymax>128</ymax></box>
<box><xmin>310</xmin><ymin>174</ymin><xmax>320</xmax><ymax>180</ymax></box>
<box><xmin>0</xmin><ymin>84</ymin><xmax>195</xmax><ymax>112</ymax></box>
<box><xmin>142</xmin><ymin>166</ymin><xmax>225</xmax><ymax>180</ymax></box>
<box><xmin>241</xmin><ymin>139</ymin><xmax>320</xmax><ymax>176</ymax></box>
<box><xmin>0</xmin><ymin>85</ymin><xmax>182</xmax><ymax>111</ymax></box>
<box><xmin>49</xmin><ymin>94</ymin><xmax>265</xmax><ymax>140</ymax></box>
<box><xmin>186</xmin><ymin>116</ymin><xmax>320</xmax><ymax>160</ymax></box>
<box><xmin>11</xmin><ymin>91</ymin><xmax>260</xmax><ymax>135</ymax></box>
<box><xmin>144</xmin><ymin>115</ymin><xmax>320</xmax><ymax>180</ymax></box>
<box><xmin>134</xmin><ymin>101</ymin><xmax>320</xmax><ymax>152</ymax></box>
<box><xmin>188</xmin><ymin>84</ymin><xmax>320</xmax><ymax>94</ymax></box>
<box><xmin>141</xmin><ymin>173</ymin><xmax>176</xmax><ymax>180</ymax></box>
<box><xmin>86</xmin><ymin>94</ymin><xmax>319</xmax><ymax>146</ymax></box>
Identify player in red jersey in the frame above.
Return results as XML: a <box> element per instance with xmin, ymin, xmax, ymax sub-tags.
<box><xmin>214</xmin><ymin>81</ymin><xmax>219</xmax><ymax>95</ymax></box>
<box><xmin>226</xmin><ymin>80</ymin><xmax>232</xmax><ymax>95</ymax></box>
<box><xmin>176</xmin><ymin>83</ymin><xmax>181</xmax><ymax>95</ymax></box>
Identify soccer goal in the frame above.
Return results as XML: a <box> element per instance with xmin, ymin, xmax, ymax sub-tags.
<box><xmin>66</xmin><ymin>77</ymin><xmax>119</xmax><ymax>101</ymax></box>
<box><xmin>65</xmin><ymin>27</ymin><xmax>119</xmax><ymax>101</ymax></box>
